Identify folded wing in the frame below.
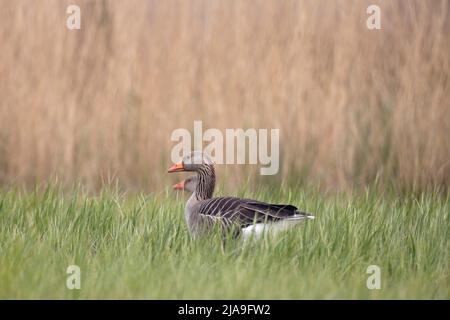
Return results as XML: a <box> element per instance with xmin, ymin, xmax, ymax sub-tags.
<box><xmin>196</xmin><ymin>197</ymin><xmax>313</xmax><ymax>231</ymax></box>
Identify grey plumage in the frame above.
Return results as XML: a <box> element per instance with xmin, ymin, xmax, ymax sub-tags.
<box><xmin>188</xmin><ymin>196</ymin><xmax>314</xmax><ymax>237</ymax></box>
<box><xmin>169</xmin><ymin>151</ymin><xmax>314</xmax><ymax>238</ymax></box>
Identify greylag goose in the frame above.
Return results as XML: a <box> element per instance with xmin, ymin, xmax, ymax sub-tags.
<box><xmin>168</xmin><ymin>151</ymin><xmax>314</xmax><ymax>239</ymax></box>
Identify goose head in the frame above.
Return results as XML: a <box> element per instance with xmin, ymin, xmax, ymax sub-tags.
<box><xmin>168</xmin><ymin>151</ymin><xmax>215</xmax><ymax>200</ymax></box>
<box><xmin>168</xmin><ymin>151</ymin><xmax>214</xmax><ymax>173</ymax></box>
<box><xmin>173</xmin><ymin>175</ymin><xmax>198</xmax><ymax>193</ymax></box>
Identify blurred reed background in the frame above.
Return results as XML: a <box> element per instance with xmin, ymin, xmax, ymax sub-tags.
<box><xmin>0</xmin><ymin>0</ymin><xmax>449</xmax><ymax>192</ymax></box>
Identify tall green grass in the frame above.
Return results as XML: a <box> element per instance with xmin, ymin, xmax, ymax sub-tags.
<box><xmin>0</xmin><ymin>184</ymin><xmax>448</xmax><ymax>299</ymax></box>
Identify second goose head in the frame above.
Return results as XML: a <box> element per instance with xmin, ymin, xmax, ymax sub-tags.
<box><xmin>168</xmin><ymin>151</ymin><xmax>215</xmax><ymax>200</ymax></box>
<box><xmin>173</xmin><ymin>175</ymin><xmax>198</xmax><ymax>193</ymax></box>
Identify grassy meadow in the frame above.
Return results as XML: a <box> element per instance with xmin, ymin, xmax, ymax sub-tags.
<box><xmin>0</xmin><ymin>1</ymin><xmax>449</xmax><ymax>300</ymax></box>
<box><xmin>0</xmin><ymin>184</ymin><xmax>448</xmax><ymax>299</ymax></box>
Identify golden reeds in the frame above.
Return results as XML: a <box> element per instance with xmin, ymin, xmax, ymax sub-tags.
<box><xmin>0</xmin><ymin>0</ymin><xmax>449</xmax><ymax>191</ymax></box>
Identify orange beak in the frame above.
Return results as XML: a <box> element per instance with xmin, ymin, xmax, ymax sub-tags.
<box><xmin>168</xmin><ymin>162</ymin><xmax>184</xmax><ymax>173</ymax></box>
<box><xmin>173</xmin><ymin>180</ymin><xmax>185</xmax><ymax>190</ymax></box>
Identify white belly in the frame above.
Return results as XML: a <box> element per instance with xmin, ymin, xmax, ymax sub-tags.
<box><xmin>241</xmin><ymin>219</ymin><xmax>306</xmax><ymax>241</ymax></box>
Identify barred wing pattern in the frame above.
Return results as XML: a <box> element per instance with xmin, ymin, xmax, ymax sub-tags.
<box><xmin>196</xmin><ymin>196</ymin><xmax>311</xmax><ymax>234</ymax></box>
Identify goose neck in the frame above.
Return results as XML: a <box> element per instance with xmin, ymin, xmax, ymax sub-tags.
<box><xmin>194</xmin><ymin>164</ymin><xmax>215</xmax><ymax>201</ymax></box>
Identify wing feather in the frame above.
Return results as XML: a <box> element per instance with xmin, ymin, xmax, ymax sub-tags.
<box><xmin>197</xmin><ymin>197</ymin><xmax>311</xmax><ymax>231</ymax></box>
